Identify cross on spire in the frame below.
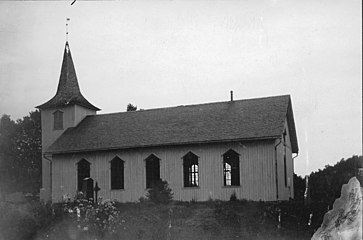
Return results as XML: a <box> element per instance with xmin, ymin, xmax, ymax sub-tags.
<box><xmin>66</xmin><ymin>18</ymin><xmax>70</xmax><ymax>42</ymax></box>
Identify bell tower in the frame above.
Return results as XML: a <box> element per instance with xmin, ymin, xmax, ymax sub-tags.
<box><xmin>36</xmin><ymin>41</ymin><xmax>100</xmax><ymax>201</ymax></box>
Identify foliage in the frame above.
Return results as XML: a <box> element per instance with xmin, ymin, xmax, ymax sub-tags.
<box><xmin>306</xmin><ymin>155</ymin><xmax>363</xmax><ymax>230</ymax></box>
<box><xmin>61</xmin><ymin>198</ymin><xmax>120</xmax><ymax>238</ymax></box>
<box><xmin>309</xmin><ymin>155</ymin><xmax>362</xmax><ymax>207</ymax></box>
<box><xmin>1</xmin><ymin>199</ymin><xmax>316</xmax><ymax>240</ymax></box>
<box><xmin>126</xmin><ymin>103</ymin><xmax>137</xmax><ymax>111</ymax></box>
<box><xmin>0</xmin><ymin>111</ymin><xmax>41</xmax><ymax>194</ymax></box>
<box><xmin>146</xmin><ymin>180</ymin><xmax>173</xmax><ymax>204</ymax></box>
<box><xmin>229</xmin><ymin>191</ymin><xmax>237</xmax><ymax>201</ymax></box>
<box><xmin>293</xmin><ymin>173</ymin><xmax>306</xmax><ymax>202</ymax></box>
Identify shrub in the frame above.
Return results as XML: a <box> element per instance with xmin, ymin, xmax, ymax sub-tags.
<box><xmin>229</xmin><ymin>192</ymin><xmax>237</xmax><ymax>201</ymax></box>
<box><xmin>146</xmin><ymin>180</ymin><xmax>173</xmax><ymax>204</ymax></box>
<box><xmin>62</xmin><ymin>198</ymin><xmax>120</xmax><ymax>238</ymax></box>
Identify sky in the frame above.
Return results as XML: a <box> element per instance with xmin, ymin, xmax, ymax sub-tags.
<box><xmin>0</xmin><ymin>0</ymin><xmax>361</xmax><ymax>176</ymax></box>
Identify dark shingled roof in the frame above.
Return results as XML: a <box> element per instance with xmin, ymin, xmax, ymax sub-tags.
<box><xmin>37</xmin><ymin>42</ymin><xmax>100</xmax><ymax>111</ymax></box>
<box><xmin>46</xmin><ymin>95</ymin><xmax>298</xmax><ymax>154</ymax></box>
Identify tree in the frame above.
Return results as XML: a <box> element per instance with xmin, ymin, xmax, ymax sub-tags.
<box><xmin>126</xmin><ymin>103</ymin><xmax>137</xmax><ymax>112</ymax></box>
<box><xmin>309</xmin><ymin>155</ymin><xmax>362</xmax><ymax>206</ymax></box>
<box><xmin>0</xmin><ymin>111</ymin><xmax>41</xmax><ymax>194</ymax></box>
<box><xmin>14</xmin><ymin>111</ymin><xmax>42</xmax><ymax>193</ymax></box>
<box><xmin>0</xmin><ymin>114</ymin><xmax>17</xmax><ymax>193</ymax></box>
<box><xmin>293</xmin><ymin>173</ymin><xmax>305</xmax><ymax>202</ymax></box>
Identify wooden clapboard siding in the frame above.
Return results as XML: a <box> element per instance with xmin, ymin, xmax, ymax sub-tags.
<box><xmin>51</xmin><ymin>139</ymin><xmax>280</xmax><ymax>203</ymax></box>
<box><xmin>41</xmin><ymin>105</ymin><xmax>96</xmax><ymax>202</ymax></box>
<box><xmin>275</xmin><ymin>119</ymin><xmax>294</xmax><ymax>201</ymax></box>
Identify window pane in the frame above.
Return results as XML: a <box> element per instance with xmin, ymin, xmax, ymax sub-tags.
<box><xmin>183</xmin><ymin>152</ymin><xmax>199</xmax><ymax>187</ymax></box>
<box><xmin>111</xmin><ymin>158</ymin><xmax>124</xmax><ymax>190</ymax></box>
<box><xmin>53</xmin><ymin>111</ymin><xmax>63</xmax><ymax>130</ymax></box>
<box><xmin>77</xmin><ymin>159</ymin><xmax>90</xmax><ymax>191</ymax></box>
<box><xmin>146</xmin><ymin>155</ymin><xmax>160</xmax><ymax>188</ymax></box>
<box><xmin>223</xmin><ymin>150</ymin><xmax>240</xmax><ymax>186</ymax></box>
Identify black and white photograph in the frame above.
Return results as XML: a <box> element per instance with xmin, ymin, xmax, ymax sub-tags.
<box><xmin>0</xmin><ymin>0</ymin><xmax>361</xmax><ymax>239</ymax></box>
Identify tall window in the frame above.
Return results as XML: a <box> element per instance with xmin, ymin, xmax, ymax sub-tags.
<box><xmin>283</xmin><ymin>130</ymin><xmax>287</xmax><ymax>187</ymax></box>
<box><xmin>77</xmin><ymin>159</ymin><xmax>90</xmax><ymax>191</ymax></box>
<box><xmin>223</xmin><ymin>149</ymin><xmax>240</xmax><ymax>186</ymax></box>
<box><xmin>183</xmin><ymin>152</ymin><xmax>199</xmax><ymax>187</ymax></box>
<box><xmin>145</xmin><ymin>154</ymin><xmax>160</xmax><ymax>188</ymax></box>
<box><xmin>53</xmin><ymin>110</ymin><xmax>63</xmax><ymax>130</ymax></box>
<box><xmin>111</xmin><ymin>157</ymin><xmax>124</xmax><ymax>190</ymax></box>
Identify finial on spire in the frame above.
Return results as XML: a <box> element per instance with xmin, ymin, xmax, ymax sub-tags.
<box><xmin>66</xmin><ymin>18</ymin><xmax>70</xmax><ymax>42</ymax></box>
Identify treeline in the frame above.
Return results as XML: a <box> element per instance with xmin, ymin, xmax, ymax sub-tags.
<box><xmin>294</xmin><ymin>155</ymin><xmax>362</xmax><ymax>206</ymax></box>
<box><xmin>309</xmin><ymin>155</ymin><xmax>362</xmax><ymax>206</ymax></box>
<box><xmin>293</xmin><ymin>155</ymin><xmax>362</xmax><ymax>229</ymax></box>
<box><xmin>0</xmin><ymin>111</ymin><xmax>41</xmax><ymax>194</ymax></box>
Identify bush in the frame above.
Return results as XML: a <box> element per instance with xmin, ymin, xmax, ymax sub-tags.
<box><xmin>229</xmin><ymin>192</ymin><xmax>237</xmax><ymax>201</ymax></box>
<box><xmin>146</xmin><ymin>180</ymin><xmax>173</xmax><ymax>204</ymax></box>
<box><xmin>61</xmin><ymin>198</ymin><xmax>120</xmax><ymax>238</ymax></box>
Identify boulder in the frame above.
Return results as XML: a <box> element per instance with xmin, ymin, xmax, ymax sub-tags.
<box><xmin>312</xmin><ymin>177</ymin><xmax>362</xmax><ymax>240</ymax></box>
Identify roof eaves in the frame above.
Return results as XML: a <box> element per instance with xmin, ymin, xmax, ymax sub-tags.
<box><xmin>45</xmin><ymin>135</ymin><xmax>280</xmax><ymax>155</ymax></box>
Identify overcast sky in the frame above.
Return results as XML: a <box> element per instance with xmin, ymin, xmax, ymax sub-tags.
<box><xmin>0</xmin><ymin>0</ymin><xmax>361</xmax><ymax>176</ymax></box>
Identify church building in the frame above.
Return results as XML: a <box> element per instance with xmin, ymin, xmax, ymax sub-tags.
<box><xmin>37</xmin><ymin>41</ymin><xmax>299</xmax><ymax>203</ymax></box>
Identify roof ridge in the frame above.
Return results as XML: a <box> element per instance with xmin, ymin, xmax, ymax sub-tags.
<box><xmin>95</xmin><ymin>94</ymin><xmax>291</xmax><ymax>117</ymax></box>
<box><xmin>46</xmin><ymin>93</ymin><xmax>298</xmax><ymax>154</ymax></box>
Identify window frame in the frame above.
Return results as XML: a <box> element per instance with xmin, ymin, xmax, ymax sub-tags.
<box><xmin>53</xmin><ymin>110</ymin><xmax>64</xmax><ymax>130</ymax></box>
<box><xmin>183</xmin><ymin>151</ymin><xmax>199</xmax><ymax>188</ymax></box>
<box><xmin>77</xmin><ymin>159</ymin><xmax>91</xmax><ymax>192</ymax></box>
<box><xmin>223</xmin><ymin>149</ymin><xmax>240</xmax><ymax>187</ymax></box>
<box><xmin>145</xmin><ymin>154</ymin><xmax>161</xmax><ymax>189</ymax></box>
<box><xmin>110</xmin><ymin>156</ymin><xmax>125</xmax><ymax>190</ymax></box>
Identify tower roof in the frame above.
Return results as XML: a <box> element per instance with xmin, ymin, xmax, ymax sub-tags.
<box><xmin>37</xmin><ymin>42</ymin><xmax>100</xmax><ymax>111</ymax></box>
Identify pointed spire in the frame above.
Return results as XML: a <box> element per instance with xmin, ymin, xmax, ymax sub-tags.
<box><xmin>37</xmin><ymin>42</ymin><xmax>100</xmax><ymax>111</ymax></box>
<box><xmin>56</xmin><ymin>42</ymin><xmax>81</xmax><ymax>96</ymax></box>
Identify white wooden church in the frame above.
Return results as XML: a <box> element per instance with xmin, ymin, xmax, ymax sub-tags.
<box><xmin>37</xmin><ymin>41</ymin><xmax>299</xmax><ymax>203</ymax></box>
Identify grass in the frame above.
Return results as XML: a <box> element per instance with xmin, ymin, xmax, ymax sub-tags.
<box><xmin>0</xmin><ymin>200</ymin><xmax>314</xmax><ymax>240</ymax></box>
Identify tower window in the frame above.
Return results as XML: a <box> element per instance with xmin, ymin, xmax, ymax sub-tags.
<box><xmin>111</xmin><ymin>157</ymin><xmax>124</xmax><ymax>190</ymax></box>
<box><xmin>183</xmin><ymin>151</ymin><xmax>199</xmax><ymax>187</ymax></box>
<box><xmin>223</xmin><ymin>149</ymin><xmax>240</xmax><ymax>186</ymax></box>
<box><xmin>53</xmin><ymin>110</ymin><xmax>63</xmax><ymax>130</ymax></box>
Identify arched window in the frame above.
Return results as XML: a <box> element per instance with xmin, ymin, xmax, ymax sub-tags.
<box><xmin>111</xmin><ymin>157</ymin><xmax>124</xmax><ymax>190</ymax></box>
<box><xmin>53</xmin><ymin>110</ymin><xmax>63</xmax><ymax>130</ymax></box>
<box><xmin>145</xmin><ymin>154</ymin><xmax>160</xmax><ymax>188</ymax></box>
<box><xmin>223</xmin><ymin>149</ymin><xmax>240</xmax><ymax>186</ymax></box>
<box><xmin>77</xmin><ymin>159</ymin><xmax>90</xmax><ymax>191</ymax></box>
<box><xmin>183</xmin><ymin>151</ymin><xmax>199</xmax><ymax>187</ymax></box>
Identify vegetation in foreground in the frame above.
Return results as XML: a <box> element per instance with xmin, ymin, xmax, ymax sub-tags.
<box><xmin>0</xmin><ymin>198</ymin><xmax>315</xmax><ymax>240</ymax></box>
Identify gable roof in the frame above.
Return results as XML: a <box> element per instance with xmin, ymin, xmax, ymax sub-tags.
<box><xmin>46</xmin><ymin>95</ymin><xmax>298</xmax><ymax>154</ymax></box>
<box><xmin>36</xmin><ymin>42</ymin><xmax>100</xmax><ymax>111</ymax></box>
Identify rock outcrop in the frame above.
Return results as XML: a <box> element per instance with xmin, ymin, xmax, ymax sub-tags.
<box><xmin>312</xmin><ymin>177</ymin><xmax>362</xmax><ymax>240</ymax></box>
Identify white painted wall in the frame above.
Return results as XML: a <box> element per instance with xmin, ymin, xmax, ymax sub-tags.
<box><xmin>51</xmin><ymin>139</ymin><xmax>284</xmax><ymax>203</ymax></box>
<box><xmin>40</xmin><ymin>105</ymin><xmax>96</xmax><ymax>201</ymax></box>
